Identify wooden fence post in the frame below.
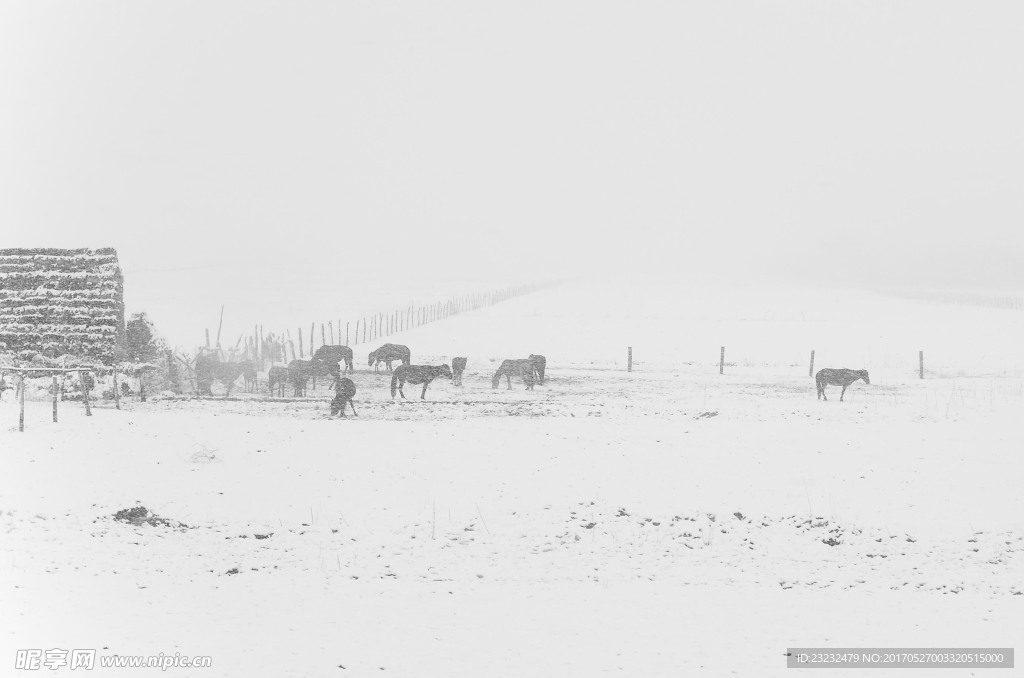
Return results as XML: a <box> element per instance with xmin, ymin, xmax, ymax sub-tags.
<box><xmin>80</xmin><ymin>370</ymin><xmax>92</xmax><ymax>416</ymax></box>
<box><xmin>329</xmin><ymin>321</ymin><xmax>334</xmax><ymax>345</ymax></box>
<box><xmin>112</xmin><ymin>366</ymin><xmax>121</xmax><ymax>410</ymax></box>
<box><xmin>52</xmin><ymin>374</ymin><xmax>58</xmax><ymax>423</ymax></box>
<box><xmin>919</xmin><ymin>350</ymin><xmax>924</xmax><ymax>379</ymax></box>
<box><xmin>346</xmin><ymin>321</ymin><xmax>350</xmax><ymax>346</ymax></box>
<box><xmin>628</xmin><ymin>347</ymin><xmax>633</xmax><ymax>372</ymax></box>
<box><xmin>719</xmin><ymin>347</ymin><xmax>725</xmax><ymax>375</ymax></box>
<box><xmin>310</xmin><ymin>323</ymin><xmax>316</xmax><ymax>354</ymax></box>
<box><xmin>216</xmin><ymin>305</ymin><xmax>225</xmax><ymax>347</ymax></box>
<box><xmin>363</xmin><ymin>318</ymin><xmax>367</xmax><ymax>343</ymax></box>
<box><xmin>809</xmin><ymin>350</ymin><xmax>815</xmax><ymax>378</ymax></box>
<box><xmin>322</xmin><ymin>323</ymin><xmax>326</xmax><ymax>348</ymax></box>
<box><xmin>19</xmin><ymin>373</ymin><xmax>25</xmax><ymax>432</ymax></box>
<box><xmin>139</xmin><ymin>371</ymin><xmax>146</xmax><ymax>402</ymax></box>
<box><xmin>298</xmin><ymin>328</ymin><xmax>304</xmax><ymax>358</ymax></box>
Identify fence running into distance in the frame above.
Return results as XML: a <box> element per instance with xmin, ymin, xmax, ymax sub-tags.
<box><xmin>205</xmin><ymin>280</ymin><xmax>562</xmax><ymax>367</ymax></box>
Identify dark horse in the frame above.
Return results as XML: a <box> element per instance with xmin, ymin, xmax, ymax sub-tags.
<box><xmin>816</xmin><ymin>368</ymin><xmax>870</xmax><ymax>402</ymax></box>
<box><xmin>239</xmin><ymin>360</ymin><xmax>258</xmax><ymax>393</ymax></box>
<box><xmin>451</xmin><ymin>357</ymin><xmax>467</xmax><ymax>386</ymax></box>
<box><xmin>196</xmin><ymin>353</ymin><xmax>245</xmax><ymax>396</ymax></box>
<box><xmin>528</xmin><ymin>354</ymin><xmax>546</xmax><ymax>383</ymax></box>
<box><xmin>313</xmin><ymin>345</ymin><xmax>354</xmax><ymax>374</ymax></box>
<box><xmin>329</xmin><ymin>377</ymin><xmax>357</xmax><ymax>417</ymax></box>
<box><xmin>369</xmin><ymin>343</ymin><xmax>411</xmax><ymax>372</ymax></box>
<box><xmin>391</xmin><ymin>364</ymin><xmax>453</xmax><ymax>400</ymax></box>
<box><xmin>268</xmin><ymin>366</ymin><xmax>289</xmax><ymax>397</ymax></box>
<box><xmin>492</xmin><ymin>359</ymin><xmax>537</xmax><ymax>390</ymax></box>
<box><xmin>287</xmin><ymin>359</ymin><xmax>316</xmax><ymax>397</ymax></box>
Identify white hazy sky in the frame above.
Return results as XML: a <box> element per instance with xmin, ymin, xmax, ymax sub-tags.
<box><xmin>2</xmin><ymin>1</ymin><xmax>1022</xmax><ymax>345</ymax></box>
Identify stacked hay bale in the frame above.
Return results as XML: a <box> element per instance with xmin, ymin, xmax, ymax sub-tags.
<box><xmin>0</xmin><ymin>248</ymin><xmax>125</xmax><ymax>363</ymax></box>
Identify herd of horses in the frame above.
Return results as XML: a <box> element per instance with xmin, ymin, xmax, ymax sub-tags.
<box><xmin>192</xmin><ymin>347</ymin><xmax>870</xmax><ymax>415</ymax></box>
<box><xmin>194</xmin><ymin>344</ymin><xmax>550</xmax><ymax>415</ymax></box>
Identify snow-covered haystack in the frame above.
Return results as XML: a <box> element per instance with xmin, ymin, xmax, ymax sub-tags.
<box><xmin>0</xmin><ymin>248</ymin><xmax>125</xmax><ymax>363</ymax></box>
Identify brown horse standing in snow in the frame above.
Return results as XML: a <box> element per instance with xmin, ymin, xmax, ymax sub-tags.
<box><xmin>313</xmin><ymin>345</ymin><xmax>354</xmax><ymax>374</ymax></box>
<box><xmin>528</xmin><ymin>354</ymin><xmax>546</xmax><ymax>383</ymax></box>
<box><xmin>195</xmin><ymin>353</ymin><xmax>245</xmax><ymax>396</ymax></box>
<box><xmin>329</xmin><ymin>377</ymin><xmax>357</xmax><ymax>417</ymax></box>
<box><xmin>287</xmin><ymin>359</ymin><xmax>316</xmax><ymax>397</ymax></box>
<box><xmin>816</xmin><ymin>368</ymin><xmax>870</xmax><ymax>402</ymax></box>
<box><xmin>492</xmin><ymin>359</ymin><xmax>537</xmax><ymax>390</ymax></box>
<box><xmin>369</xmin><ymin>344</ymin><xmax>411</xmax><ymax>372</ymax></box>
<box><xmin>391</xmin><ymin>364</ymin><xmax>453</xmax><ymax>400</ymax></box>
<box><xmin>451</xmin><ymin>357</ymin><xmax>467</xmax><ymax>386</ymax></box>
<box><xmin>268</xmin><ymin>366</ymin><xmax>289</xmax><ymax>397</ymax></box>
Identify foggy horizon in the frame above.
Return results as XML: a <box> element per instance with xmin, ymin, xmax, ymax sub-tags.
<box><xmin>2</xmin><ymin>1</ymin><xmax>1022</xmax><ymax>345</ymax></box>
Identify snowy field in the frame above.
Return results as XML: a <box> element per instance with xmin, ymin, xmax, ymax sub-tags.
<box><xmin>2</xmin><ymin>278</ymin><xmax>1023</xmax><ymax>677</ymax></box>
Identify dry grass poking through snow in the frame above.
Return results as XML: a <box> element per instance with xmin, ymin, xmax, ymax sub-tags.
<box><xmin>2</xmin><ymin>286</ymin><xmax>1023</xmax><ymax>676</ymax></box>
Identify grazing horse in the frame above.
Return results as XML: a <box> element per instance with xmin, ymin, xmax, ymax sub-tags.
<box><xmin>492</xmin><ymin>359</ymin><xmax>537</xmax><ymax>390</ymax></box>
<box><xmin>329</xmin><ymin>377</ymin><xmax>357</xmax><ymax>417</ymax></box>
<box><xmin>451</xmin><ymin>357</ymin><xmax>467</xmax><ymax>386</ymax></box>
<box><xmin>528</xmin><ymin>354</ymin><xmax>546</xmax><ymax>383</ymax></box>
<box><xmin>195</xmin><ymin>354</ymin><xmax>245</xmax><ymax>396</ymax></box>
<box><xmin>195</xmin><ymin>353</ymin><xmax>218</xmax><ymax>394</ymax></box>
<box><xmin>213</xmin><ymin>362</ymin><xmax>245</xmax><ymax>396</ymax></box>
<box><xmin>391</xmin><ymin>364</ymin><xmax>453</xmax><ymax>400</ymax></box>
<box><xmin>816</xmin><ymin>368</ymin><xmax>870</xmax><ymax>402</ymax></box>
<box><xmin>268</xmin><ymin>366</ymin><xmax>289</xmax><ymax>397</ymax></box>
<box><xmin>239</xmin><ymin>360</ymin><xmax>258</xmax><ymax>393</ymax></box>
<box><xmin>306</xmin><ymin>359</ymin><xmax>335</xmax><ymax>389</ymax></box>
<box><xmin>369</xmin><ymin>343</ymin><xmax>411</xmax><ymax>372</ymax></box>
<box><xmin>313</xmin><ymin>345</ymin><xmax>354</xmax><ymax>374</ymax></box>
<box><xmin>287</xmin><ymin>359</ymin><xmax>316</xmax><ymax>397</ymax></box>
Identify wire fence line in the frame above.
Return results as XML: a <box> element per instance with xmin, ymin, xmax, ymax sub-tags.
<box><xmin>197</xmin><ymin>280</ymin><xmax>563</xmax><ymax>368</ymax></box>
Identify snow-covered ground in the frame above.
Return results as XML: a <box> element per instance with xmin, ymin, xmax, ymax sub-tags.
<box><xmin>2</xmin><ymin>279</ymin><xmax>1022</xmax><ymax>677</ymax></box>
